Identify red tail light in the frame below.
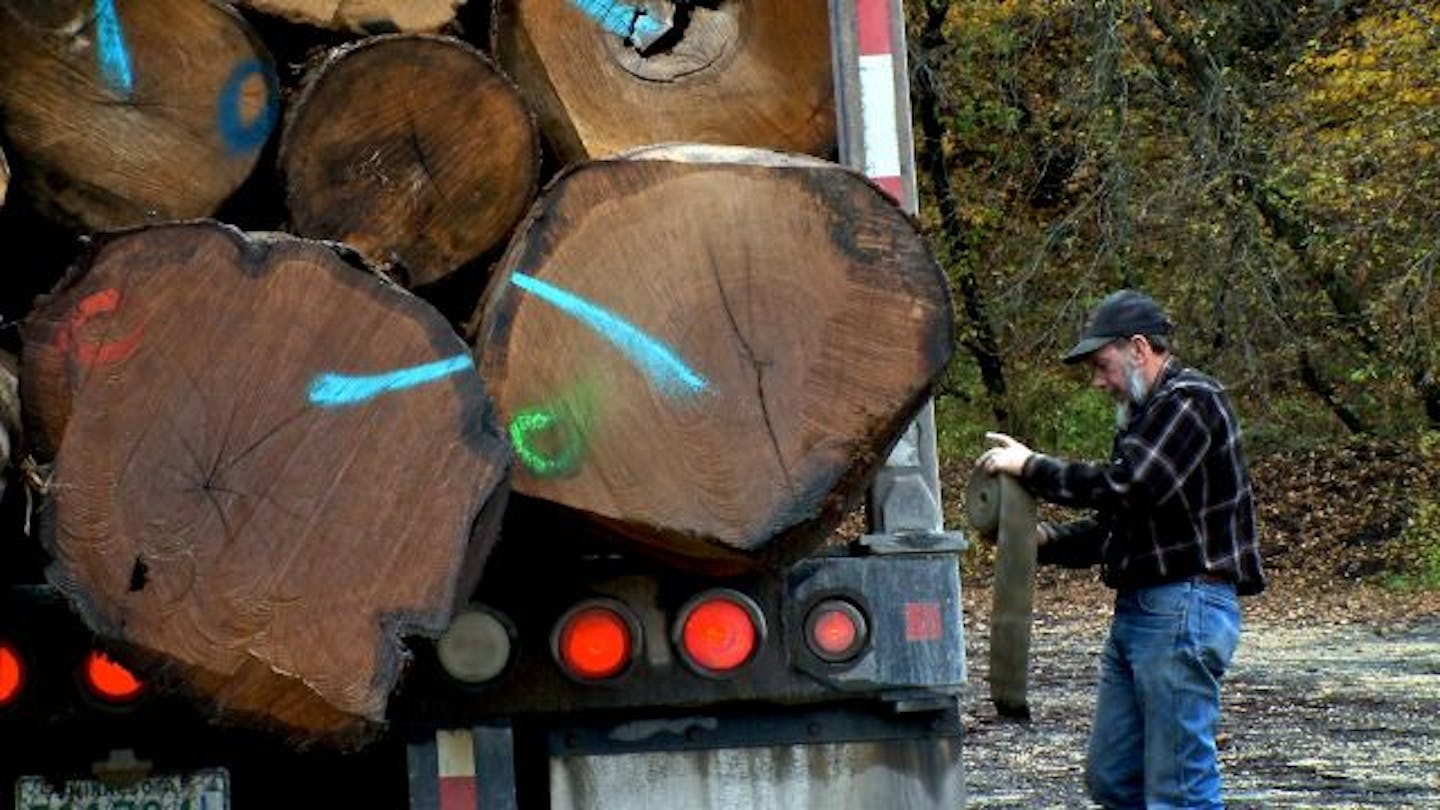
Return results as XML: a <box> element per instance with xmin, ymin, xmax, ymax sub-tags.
<box><xmin>0</xmin><ymin>640</ymin><xmax>24</xmax><ymax>708</ymax></box>
<box><xmin>804</xmin><ymin>598</ymin><xmax>869</xmax><ymax>663</ymax></box>
<box><xmin>675</xmin><ymin>590</ymin><xmax>764</xmax><ymax>677</ymax></box>
<box><xmin>552</xmin><ymin>600</ymin><xmax>639</xmax><ymax>682</ymax></box>
<box><xmin>83</xmin><ymin>650</ymin><xmax>145</xmax><ymax>703</ymax></box>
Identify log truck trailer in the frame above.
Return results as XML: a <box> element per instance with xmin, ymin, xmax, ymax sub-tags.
<box><xmin>0</xmin><ymin>0</ymin><xmax>974</xmax><ymax>806</ymax></box>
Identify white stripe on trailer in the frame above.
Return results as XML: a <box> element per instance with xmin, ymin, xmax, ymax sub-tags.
<box><xmin>437</xmin><ymin>729</ymin><xmax>479</xmax><ymax>810</ymax></box>
<box><xmin>858</xmin><ymin>53</ymin><xmax>903</xmax><ymax>187</ymax></box>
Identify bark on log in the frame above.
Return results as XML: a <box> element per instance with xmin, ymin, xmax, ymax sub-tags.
<box><xmin>20</xmin><ymin>221</ymin><xmax>510</xmax><ymax>746</ymax></box>
<box><xmin>492</xmin><ymin>0</ymin><xmax>834</xmax><ymax>164</ymax></box>
<box><xmin>235</xmin><ymin>0</ymin><xmax>465</xmax><ymax>33</ymax></box>
<box><xmin>280</xmin><ymin>35</ymin><xmax>539</xmax><ymax>290</ymax></box>
<box><xmin>0</xmin><ymin>351</ymin><xmax>19</xmax><ymax>506</ymax></box>
<box><xmin>471</xmin><ymin>144</ymin><xmax>953</xmax><ymax>571</ymax></box>
<box><xmin>0</xmin><ymin>0</ymin><xmax>278</xmax><ymax>229</ymax></box>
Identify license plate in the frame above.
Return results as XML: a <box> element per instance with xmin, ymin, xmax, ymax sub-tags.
<box><xmin>15</xmin><ymin>769</ymin><xmax>228</xmax><ymax>810</ymax></box>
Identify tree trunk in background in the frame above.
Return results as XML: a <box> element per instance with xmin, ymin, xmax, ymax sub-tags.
<box><xmin>0</xmin><ymin>0</ymin><xmax>279</xmax><ymax>229</ymax></box>
<box><xmin>280</xmin><ymin>35</ymin><xmax>539</xmax><ymax>290</ymax></box>
<box><xmin>235</xmin><ymin>0</ymin><xmax>464</xmax><ymax>33</ymax></box>
<box><xmin>912</xmin><ymin>0</ymin><xmax>1008</xmax><ymax>426</ymax></box>
<box><xmin>492</xmin><ymin>0</ymin><xmax>834</xmax><ymax>164</ymax></box>
<box><xmin>21</xmin><ymin>222</ymin><xmax>510</xmax><ymax>746</ymax></box>
<box><xmin>470</xmin><ymin>144</ymin><xmax>953</xmax><ymax>573</ymax></box>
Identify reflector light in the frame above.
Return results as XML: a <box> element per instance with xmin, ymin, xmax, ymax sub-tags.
<box><xmin>676</xmin><ymin>590</ymin><xmax>763</xmax><ymax>676</ymax></box>
<box><xmin>83</xmin><ymin>650</ymin><xmax>144</xmax><ymax>703</ymax></box>
<box><xmin>804</xmin><ymin>598</ymin><xmax>869</xmax><ymax>663</ymax></box>
<box><xmin>0</xmin><ymin>640</ymin><xmax>23</xmax><ymax>708</ymax></box>
<box><xmin>438</xmin><ymin>607</ymin><xmax>513</xmax><ymax>684</ymax></box>
<box><xmin>553</xmin><ymin>600</ymin><xmax>638</xmax><ymax>682</ymax></box>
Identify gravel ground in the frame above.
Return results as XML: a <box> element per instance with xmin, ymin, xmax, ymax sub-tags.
<box><xmin>960</xmin><ymin>577</ymin><xmax>1440</xmax><ymax>808</ymax></box>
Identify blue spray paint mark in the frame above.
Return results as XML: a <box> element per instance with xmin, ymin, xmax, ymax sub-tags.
<box><xmin>217</xmin><ymin>59</ymin><xmax>280</xmax><ymax>154</ymax></box>
<box><xmin>94</xmin><ymin>0</ymin><xmax>134</xmax><ymax>97</ymax></box>
<box><xmin>510</xmin><ymin>272</ymin><xmax>708</xmax><ymax>398</ymax></box>
<box><xmin>308</xmin><ymin>354</ymin><xmax>474</xmax><ymax>408</ymax></box>
<box><xmin>569</xmin><ymin>0</ymin><xmax>668</xmax><ymax>42</ymax></box>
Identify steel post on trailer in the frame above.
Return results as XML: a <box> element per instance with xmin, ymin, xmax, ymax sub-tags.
<box><xmin>407</xmin><ymin>722</ymin><xmax>518</xmax><ymax>810</ymax></box>
<box><xmin>831</xmin><ymin>0</ymin><xmax>961</xmax><ymax>551</ymax></box>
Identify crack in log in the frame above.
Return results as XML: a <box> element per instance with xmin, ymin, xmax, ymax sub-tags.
<box><xmin>128</xmin><ymin>557</ymin><xmax>147</xmax><ymax>591</ymax></box>
<box><xmin>706</xmin><ymin>243</ymin><xmax>793</xmax><ymax>491</ymax></box>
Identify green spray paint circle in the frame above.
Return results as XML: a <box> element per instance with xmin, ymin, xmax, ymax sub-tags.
<box><xmin>509</xmin><ymin>407</ymin><xmax>583</xmax><ymax>477</ymax></box>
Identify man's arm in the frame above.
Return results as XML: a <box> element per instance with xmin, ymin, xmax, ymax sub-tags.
<box><xmin>1036</xmin><ymin>517</ymin><xmax>1105</xmax><ymax>568</ymax></box>
<box><xmin>986</xmin><ymin>394</ymin><xmax>1214</xmax><ymax>512</ymax></box>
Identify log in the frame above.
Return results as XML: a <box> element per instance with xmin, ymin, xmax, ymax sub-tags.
<box><xmin>471</xmin><ymin>144</ymin><xmax>953</xmax><ymax>571</ymax></box>
<box><xmin>492</xmin><ymin>0</ymin><xmax>835</xmax><ymax>164</ymax></box>
<box><xmin>20</xmin><ymin>221</ymin><xmax>510</xmax><ymax>746</ymax></box>
<box><xmin>0</xmin><ymin>0</ymin><xmax>279</xmax><ymax>229</ymax></box>
<box><xmin>0</xmin><ymin>146</ymin><xmax>8</xmax><ymax>208</ymax></box>
<box><xmin>235</xmin><ymin>0</ymin><xmax>465</xmax><ymax>33</ymax></box>
<box><xmin>280</xmin><ymin>35</ymin><xmax>539</xmax><ymax>290</ymax></box>
<box><xmin>0</xmin><ymin>351</ymin><xmax>18</xmax><ymax>506</ymax></box>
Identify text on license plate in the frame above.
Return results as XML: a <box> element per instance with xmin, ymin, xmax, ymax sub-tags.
<box><xmin>15</xmin><ymin>768</ymin><xmax>228</xmax><ymax>810</ymax></box>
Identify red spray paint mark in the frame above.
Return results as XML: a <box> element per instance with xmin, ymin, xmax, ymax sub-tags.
<box><xmin>57</xmin><ymin>288</ymin><xmax>145</xmax><ymax>367</ymax></box>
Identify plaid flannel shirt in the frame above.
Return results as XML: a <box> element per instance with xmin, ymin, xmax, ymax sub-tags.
<box><xmin>1021</xmin><ymin>360</ymin><xmax>1266</xmax><ymax>596</ymax></box>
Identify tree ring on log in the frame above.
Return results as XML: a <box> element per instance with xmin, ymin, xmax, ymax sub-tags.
<box><xmin>492</xmin><ymin>0</ymin><xmax>833</xmax><ymax>162</ymax></box>
<box><xmin>607</xmin><ymin>1</ymin><xmax>743</xmax><ymax>82</ymax></box>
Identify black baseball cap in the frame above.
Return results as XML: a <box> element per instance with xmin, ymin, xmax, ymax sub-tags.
<box><xmin>1062</xmin><ymin>290</ymin><xmax>1173</xmax><ymax>364</ymax></box>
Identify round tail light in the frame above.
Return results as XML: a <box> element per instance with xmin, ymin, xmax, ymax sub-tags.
<box><xmin>438</xmin><ymin>606</ymin><xmax>513</xmax><ymax>685</ymax></box>
<box><xmin>804</xmin><ymin>598</ymin><xmax>869</xmax><ymax>663</ymax></box>
<box><xmin>675</xmin><ymin>590</ymin><xmax>764</xmax><ymax>677</ymax></box>
<box><xmin>552</xmin><ymin>599</ymin><xmax>640</xmax><ymax>682</ymax></box>
<box><xmin>83</xmin><ymin>650</ymin><xmax>145</xmax><ymax>703</ymax></box>
<box><xmin>0</xmin><ymin>640</ymin><xmax>24</xmax><ymax>708</ymax></box>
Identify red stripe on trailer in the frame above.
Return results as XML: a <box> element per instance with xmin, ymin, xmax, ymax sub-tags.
<box><xmin>871</xmin><ymin>175</ymin><xmax>902</xmax><ymax>202</ymax></box>
<box><xmin>439</xmin><ymin>778</ymin><xmax>479</xmax><ymax>810</ymax></box>
<box><xmin>856</xmin><ymin>0</ymin><xmax>893</xmax><ymax>56</ymax></box>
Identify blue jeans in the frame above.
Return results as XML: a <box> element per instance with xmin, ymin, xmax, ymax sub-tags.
<box><xmin>1085</xmin><ymin>579</ymin><xmax>1242</xmax><ymax>809</ymax></box>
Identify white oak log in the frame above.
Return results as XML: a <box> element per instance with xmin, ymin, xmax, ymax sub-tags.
<box><xmin>492</xmin><ymin>0</ymin><xmax>835</xmax><ymax>164</ymax></box>
<box><xmin>280</xmin><ymin>35</ymin><xmax>539</xmax><ymax>290</ymax></box>
<box><xmin>0</xmin><ymin>0</ymin><xmax>278</xmax><ymax>229</ymax></box>
<box><xmin>236</xmin><ymin>0</ymin><xmax>465</xmax><ymax>33</ymax></box>
<box><xmin>21</xmin><ymin>221</ymin><xmax>510</xmax><ymax>746</ymax></box>
<box><xmin>471</xmin><ymin>144</ymin><xmax>954</xmax><ymax>572</ymax></box>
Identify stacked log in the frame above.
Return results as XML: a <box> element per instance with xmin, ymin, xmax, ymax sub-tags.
<box><xmin>0</xmin><ymin>351</ymin><xmax>19</xmax><ymax>506</ymax></box>
<box><xmin>471</xmin><ymin>144</ymin><xmax>953</xmax><ymax>571</ymax></box>
<box><xmin>20</xmin><ymin>222</ymin><xmax>510</xmax><ymax>745</ymax></box>
<box><xmin>0</xmin><ymin>2</ymin><xmax>953</xmax><ymax>749</ymax></box>
<box><xmin>0</xmin><ymin>0</ymin><xmax>279</xmax><ymax>229</ymax></box>
<box><xmin>235</xmin><ymin>0</ymin><xmax>466</xmax><ymax>33</ymax></box>
<box><xmin>492</xmin><ymin>0</ymin><xmax>835</xmax><ymax>163</ymax></box>
<box><xmin>280</xmin><ymin>35</ymin><xmax>539</xmax><ymax>289</ymax></box>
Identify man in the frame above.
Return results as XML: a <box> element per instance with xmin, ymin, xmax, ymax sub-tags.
<box><xmin>978</xmin><ymin>289</ymin><xmax>1265</xmax><ymax>809</ymax></box>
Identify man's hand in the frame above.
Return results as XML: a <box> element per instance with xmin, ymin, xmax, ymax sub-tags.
<box><xmin>1035</xmin><ymin>521</ymin><xmax>1056</xmax><ymax>548</ymax></box>
<box><xmin>977</xmin><ymin>431</ymin><xmax>1035</xmax><ymax>477</ymax></box>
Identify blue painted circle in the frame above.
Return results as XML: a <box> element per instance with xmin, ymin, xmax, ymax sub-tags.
<box><xmin>217</xmin><ymin>59</ymin><xmax>279</xmax><ymax>154</ymax></box>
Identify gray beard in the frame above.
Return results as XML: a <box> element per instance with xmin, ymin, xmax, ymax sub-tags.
<box><xmin>1115</xmin><ymin>355</ymin><xmax>1149</xmax><ymax>428</ymax></box>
